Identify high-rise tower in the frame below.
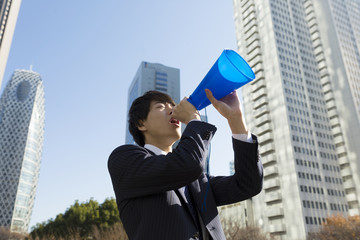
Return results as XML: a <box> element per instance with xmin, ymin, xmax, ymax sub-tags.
<box><xmin>125</xmin><ymin>61</ymin><xmax>180</xmax><ymax>145</ymax></box>
<box><xmin>233</xmin><ymin>0</ymin><xmax>360</xmax><ymax>239</ymax></box>
<box><xmin>0</xmin><ymin>0</ymin><xmax>22</xmax><ymax>87</ymax></box>
<box><xmin>0</xmin><ymin>69</ymin><xmax>45</xmax><ymax>233</ymax></box>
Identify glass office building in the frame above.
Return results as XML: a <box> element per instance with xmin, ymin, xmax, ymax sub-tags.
<box><xmin>0</xmin><ymin>0</ymin><xmax>22</xmax><ymax>87</ymax></box>
<box><xmin>125</xmin><ymin>61</ymin><xmax>180</xmax><ymax>145</ymax></box>
<box><xmin>0</xmin><ymin>69</ymin><xmax>45</xmax><ymax>233</ymax></box>
<box><xmin>233</xmin><ymin>0</ymin><xmax>360</xmax><ymax>239</ymax></box>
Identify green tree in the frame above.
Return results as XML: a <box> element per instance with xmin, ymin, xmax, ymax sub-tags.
<box><xmin>29</xmin><ymin>198</ymin><xmax>126</xmax><ymax>240</ymax></box>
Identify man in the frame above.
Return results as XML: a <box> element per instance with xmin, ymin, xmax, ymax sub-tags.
<box><xmin>108</xmin><ymin>89</ymin><xmax>263</xmax><ymax>240</ymax></box>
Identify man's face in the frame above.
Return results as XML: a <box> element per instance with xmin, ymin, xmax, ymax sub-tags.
<box><xmin>140</xmin><ymin>101</ymin><xmax>181</xmax><ymax>146</ymax></box>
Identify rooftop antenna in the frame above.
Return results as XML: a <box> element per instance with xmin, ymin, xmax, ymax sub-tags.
<box><xmin>29</xmin><ymin>65</ymin><xmax>33</xmax><ymax>71</ymax></box>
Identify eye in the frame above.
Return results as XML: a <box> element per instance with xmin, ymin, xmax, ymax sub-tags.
<box><xmin>156</xmin><ymin>104</ymin><xmax>165</xmax><ymax>109</ymax></box>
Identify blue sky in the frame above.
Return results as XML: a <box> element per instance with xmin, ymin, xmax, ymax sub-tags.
<box><xmin>2</xmin><ymin>0</ymin><xmax>242</xmax><ymax>229</ymax></box>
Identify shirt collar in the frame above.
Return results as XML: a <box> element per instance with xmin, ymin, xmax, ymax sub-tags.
<box><xmin>144</xmin><ymin>144</ymin><xmax>169</xmax><ymax>156</ymax></box>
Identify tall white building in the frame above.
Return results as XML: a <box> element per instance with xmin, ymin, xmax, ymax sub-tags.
<box><xmin>233</xmin><ymin>0</ymin><xmax>360</xmax><ymax>239</ymax></box>
<box><xmin>0</xmin><ymin>69</ymin><xmax>45</xmax><ymax>233</ymax></box>
<box><xmin>125</xmin><ymin>61</ymin><xmax>180</xmax><ymax>145</ymax></box>
<box><xmin>0</xmin><ymin>0</ymin><xmax>22</xmax><ymax>87</ymax></box>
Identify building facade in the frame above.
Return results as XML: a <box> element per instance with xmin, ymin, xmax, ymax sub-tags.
<box><xmin>0</xmin><ymin>69</ymin><xmax>45</xmax><ymax>233</ymax></box>
<box><xmin>0</xmin><ymin>0</ymin><xmax>22</xmax><ymax>87</ymax></box>
<box><xmin>125</xmin><ymin>61</ymin><xmax>180</xmax><ymax>145</ymax></box>
<box><xmin>233</xmin><ymin>0</ymin><xmax>360</xmax><ymax>239</ymax></box>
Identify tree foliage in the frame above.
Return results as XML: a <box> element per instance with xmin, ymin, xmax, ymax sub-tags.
<box><xmin>29</xmin><ymin>198</ymin><xmax>128</xmax><ymax>240</ymax></box>
<box><xmin>307</xmin><ymin>215</ymin><xmax>360</xmax><ymax>240</ymax></box>
<box><xmin>0</xmin><ymin>227</ymin><xmax>27</xmax><ymax>240</ymax></box>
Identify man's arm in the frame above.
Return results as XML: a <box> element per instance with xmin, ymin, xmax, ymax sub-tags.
<box><xmin>208</xmin><ymin>135</ymin><xmax>263</xmax><ymax>206</ymax></box>
<box><xmin>203</xmin><ymin>89</ymin><xmax>263</xmax><ymax>206</ymax></box>
<box><xmin>108</xmin><ymin>121</ymin><xmax>216</xmax><ymax>199</ymax></box>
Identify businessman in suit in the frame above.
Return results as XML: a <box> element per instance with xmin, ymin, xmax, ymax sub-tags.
<box><xmin>108</xmin><ymin>89</ymin><xmax>263</xmax><ymax>240</ymax></box>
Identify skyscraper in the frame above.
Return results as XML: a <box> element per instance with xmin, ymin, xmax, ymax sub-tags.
<box><xmin>0</xmin><ymin>69</ymin><xmax>45</xmax><ymax>233</ymax></box>
<box><xmin>125</xmin><ymin>61</ymin><xmax>180</xmax><ymax>145</ymax></box>
<box><xmin>233</xmin><ymin>0</ymin><xmax>360</xmax><ymax>239</ymax></box>
<box><xmin>0</xmin><ymin>0</ymin><xmax>22</xmax><ymax>87</ymax></box>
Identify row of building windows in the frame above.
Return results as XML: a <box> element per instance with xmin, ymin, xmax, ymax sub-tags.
<box><xmin>288</xmin><ymin>106</ymin><xmax>309</xmax><ymax>117</ymax></box>
<box><xmin>280</xmin><ymin>62</ymin><xmax>302</xmax><ymax>74</ymax></box>
<box><xmin>155</xmin><ymin>77</ymin><xmax>167</xmax><ymax>82</ymax></box>
<box><xmin>305</xmin><ymin>216</ymin><xmax>325</xmax><ymax>225</ymax></box>
<box><xmin>330</xmin><ymin>203</ymin><xmax>348</xmax><ymax>212</ymax></box>
<box><xmin>294</xmin><ymin>146</ymin><xmax>316</xmax><ymax>157</ymax></box>
<box><xmin>296</xmin><ymin>159</ymin><xmax>318</xmax><ymax>169</ymax></box>
<box><xmin>319</xmin><ymin>151</ymin><xmax>337</xmax><ymax>161</ymax></box>
<box><xmin>314</xmin><ymin>122</ymin><xmax>331</xmax><ymax>133</ymax></box>
<box><xmin>303</xmin><ymin>69</ymin><xmax>319</xmax><ymax>81</ymax></box>
<box><xmin>299</xmin><ymin>185</ymin><xmax>344</xmax><ymax>198</ymax></box>
<box><xmin>286</xmin><ymin>97</ymin><xmax>308</xmax><ymax>109</ymax></box>
<box><xmin>322</xmin><ymin>163</ymin><xmax>340</xmax><ymax>172</ymax></box>
<box><xmin>155</xmin><ymin>71</ymin><xmax>167</xmax><ymax>77</ymax></box>
<box><xmin>317</xmin><ymin>140</ymin><xmax>335</xmax><ymax>150</ymax></box>
<box><xmin>289</xmin><ymin>115</ymin><xmax>311</xmax><ymax>127</ymax></box>
<box><xmin>307</xmin><ymin>87</ymin><xmax>324</xmax><ymax>100</ymax></box>
<box><xmin>284</xmin><ymin>88</ymin><xmax>306</xmax><ymax>100</ymax></box>
<box><xmin>312</xmin><ymin>112</ymin><xmax>327</xmax><ymax>122</ymax></box>
<box><xmin>315</xmin><ymin>131</ymin><xmax>333</xmax><ymax>141</ymax></box>
<box><xmin>293</xmin><ymin>135</ymin><xmax>315</xmax><ymax>146</ymax></box>
<box><xmin>298</xmin><ymin>171</ymin><xmax>321</xmax><ymax>181</ymax></box>
<box><xmin>155</xmin><ymin>87</ymin><xmax>167</xmax><ymax>92</ymax></box>
<box><xmin>327</xmin><ymin>188</ymin><xmax>344</xmax><ymax>197</ymax></box>
<box><xmin>300</xmin><ymin>185</ymin><xmax>324</xmax><ymax>195</ymax></box>
<box><xmin>305</xmin><ymin>79</ymin><xmax>321</xmax><ymax>90</ymax></box>
<box><xmin>303</xmin><ymin>200</ymin><xmax>327</xmax><ymax>210</ymax></box>
<box><xmin>290</xmin><ymin>125</ymin><xmax>312</xmax><ymax>136</ymax></box>
<box><xmin>282</xmin><ymin>70</ymin><xmax>302</xmax><ymax>83</ymax></box>
<box><xmin>324</xmin><ymin>176</ymin><xmax>342</xmax><ymax>184</ymax></box>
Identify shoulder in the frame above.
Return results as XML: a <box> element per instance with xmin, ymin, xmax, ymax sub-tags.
<box><xmin>108</xmin><ymin>144</ymin><xmax>149</xmax><ymax>167</ymax></box>
<box><xmin>110</xmin><ymin>144</ymin><xmax>144</xmax><ymax>155</ymax></box>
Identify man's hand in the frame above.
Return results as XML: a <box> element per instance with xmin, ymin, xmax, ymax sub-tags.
<box><xmin>172</xmin><ymin>97</ymin><xmax>201</xmax><ymax>124</ymax></box>
<box><xmin>205</xmin><ymin>89</ymin><xmax>248</xmax><ymax>134</ymax></box>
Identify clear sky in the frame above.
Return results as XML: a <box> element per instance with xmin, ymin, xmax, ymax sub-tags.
<box><xmin>1</xmin><ymin>0</ymin><xmax>243</xmax><ymax>229</ymax></box>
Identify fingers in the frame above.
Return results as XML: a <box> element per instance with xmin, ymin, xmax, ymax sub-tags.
<box><xmin>172</xmin><ymin>96</ymin><xmax>200</xmax><ymax>124</ymax></box>
<box><xmin>205</xmin><ymin>89</ymin><xmax>219</xmax><ymax>108</ymax></box>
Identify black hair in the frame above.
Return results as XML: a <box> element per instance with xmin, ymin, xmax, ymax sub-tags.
<box><xmin>128</xmin><ymin>91</ymin><xmax>175</xmax><ymax>146</ymax></box>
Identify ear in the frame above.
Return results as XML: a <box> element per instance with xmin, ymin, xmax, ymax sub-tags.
<box><xmin>137</xmin><ymin>121</ymin><xmax>147</xmax><ymax>132</ymax></box>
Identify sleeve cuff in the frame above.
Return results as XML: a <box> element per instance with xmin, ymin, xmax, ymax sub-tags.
<box><xmin>232</xmin><ymin>131</ymin><xmax>253</xmax><ymax>143</ymax></box>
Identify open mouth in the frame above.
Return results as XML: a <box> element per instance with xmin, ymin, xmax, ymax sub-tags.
<box><xmin>170</xmin><ymin>118</ymin><xmax>180</xmax><ymax>126</ymax></box>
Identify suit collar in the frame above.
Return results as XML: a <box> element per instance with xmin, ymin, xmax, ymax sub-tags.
<box><xmin>144</xmin><ymin>144</ymin><xmax>169</xmax><ymax>156</ymax></box>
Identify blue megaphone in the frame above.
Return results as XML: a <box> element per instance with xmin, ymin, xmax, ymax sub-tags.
<box><xmin>188</xmin><ymin>49</ymin><xmax>255</xmax><ymax>110</ymax></box>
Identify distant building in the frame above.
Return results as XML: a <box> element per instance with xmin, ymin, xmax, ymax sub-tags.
<box><xmin>0</xmin><ymin>69</ymin><xmax>45</xmax><ymax>233</ymax></box>
<box><xmin>125</xmin><ymin>61</ymin><xmax>180</xmax><ymax>145</ymax></box>
<box><xmin>233</xmin><ymin>0</ymin><xmax>360</xmax><ymax>239</ymax></box>
<box><xmin>229</xmin><ymin>159</ymin><xmax>234</xmax><ymax>175</ymax></box>
<box><xmin>200</xmin><ymin>113</ymin><xmax>210</xmax><ymax>174</ymax></box>
<box><xmin>0</xmin><ymin>0</ymin><xmax>22</xmax><ymax>87</ymax></box>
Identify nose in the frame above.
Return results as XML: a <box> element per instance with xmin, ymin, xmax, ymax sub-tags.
<box><xmin>167</xmin><ymin>103</ymin><xmax>174</xmax><ymax>115</ymax></box>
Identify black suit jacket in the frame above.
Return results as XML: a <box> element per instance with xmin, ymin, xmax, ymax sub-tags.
<box><xmin>108</xmin><ymin>121</ymin><xmax>263</xmax><ymax>240</ymax></box>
